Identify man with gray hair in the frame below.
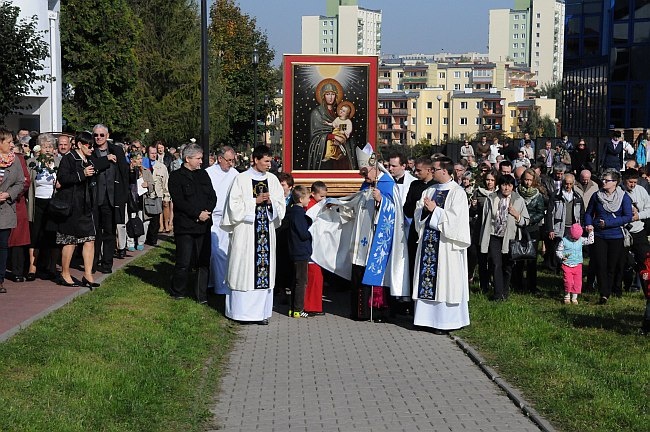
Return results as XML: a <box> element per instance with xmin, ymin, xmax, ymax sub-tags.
<box><xmin>56</xmin><ymin>134</ymin><xmax>72</xmax><ymax>161</ymax></box>
<box><xmin>206</xmin><ymin>145</ymin><xmax>238</xmax><ymax>296</ymax></box>
<box><xmin>89</xmin><ymin>124</ymin><xmax>129</xmax><ymax>273</ymax></box>
<box><xmin>168</xmin><ymin>143</ymin><xmax>217</xmax><ymax>302</ymax></box>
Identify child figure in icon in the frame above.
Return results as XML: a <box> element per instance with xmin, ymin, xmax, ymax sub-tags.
<box><xmin>322</xmin><ymin>101</ymin><xmax>355</xmax><ymax>162</ymax></box>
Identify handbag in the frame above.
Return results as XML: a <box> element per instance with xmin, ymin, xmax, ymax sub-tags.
<box><xmin>48</xmin><ymin>190</ymin><xmax>72</xmax><ymax>219</ymax></box>
<box><xmin>126</xmin><ymin>215</ymin><xmax>145</xmax><ymax>238</ymax></box>
<box><xmin>144</xmin><ymin>194</ymin><xmax>163</xmax><ymax>215</ymax></box>
<box><xmin>509</xmin><ymin>227</ymin><xmax>537</xmax><ymax>261</ymax></box>
<box><xmin>622</xmin><ymin>226</ymin><xmax>633</xmax><ymax>248</ymax></box>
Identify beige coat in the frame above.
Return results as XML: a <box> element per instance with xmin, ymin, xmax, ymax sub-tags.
<box><xmin>149</xmin><ymin>162</ymin><xmax>170</xmax><ymax>201</ymax></box>
<box><xmin>479</xmin><ymin>191</ymin><xmax>530</xmax><ymax>254</ymax></box>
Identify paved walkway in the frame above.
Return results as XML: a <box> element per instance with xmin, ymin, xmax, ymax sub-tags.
<box><xmin>210</xmin><ymin>289</ymin><xmax>545</xmax><ymax>432</ymax></box>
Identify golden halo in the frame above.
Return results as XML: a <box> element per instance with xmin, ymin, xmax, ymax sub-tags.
<box><xmin>337</xmin><ymin>100</ymin><xmax>355</xmax><ymax>119</ymax></box>
<box><xmin>315</xmin><ymin>78</ymin><xmax>344</xmax><ymax>105</ymax></box>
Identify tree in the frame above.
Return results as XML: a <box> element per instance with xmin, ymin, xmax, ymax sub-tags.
<box><xmin>535</xmin><ymin>81</ymin><xmax>563</xmax><ymax>119</ymax></box>
<box><xmin>128</xmin><ymin>0</ymin><xmax>202</xmax><ymax>147</ymax></box>
<box><xmin>209</xmin><ymin>0</ymin><xmax>276</xmax><ymax>149</ymax></box>
<box><xmin>0</xmin><ymin>1</ymin><xmax>49</xmax><ymax>123</ymax></box>
<box><xmin>60</xmin><ymin>0</ymin><xmax>140</xmax><ymax>134</ymax></box>
<box><xmin>522</xmin><ymin>110</ymin><xmax>558</xmax><ymax>138</ymax></box>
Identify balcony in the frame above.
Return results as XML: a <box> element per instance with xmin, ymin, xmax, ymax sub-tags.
<box><xmin>402</xmin><ymin>76</ymin><xmax>427</xmax><ymax>83</ymax></box>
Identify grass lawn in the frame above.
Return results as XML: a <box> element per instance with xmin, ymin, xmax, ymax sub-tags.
<box><xmin>458</xmin><ymin>268</ymin><xmax>649</xmax><ymax>432</ymax></box>
<box><xmin>0</xmin><ymin>239</ymin><xmax>236</xmax><ymax>432</ymax></box>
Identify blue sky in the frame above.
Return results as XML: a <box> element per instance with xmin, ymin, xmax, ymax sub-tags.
<box><xmin>228</xmin><ymin>0</ymin><xmax>515</xmax><ymax>64</ymax></box>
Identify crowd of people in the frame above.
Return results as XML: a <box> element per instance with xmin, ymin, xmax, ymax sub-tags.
<box><xmin>0</xmin><ymin>126</ymin><xmax>175</xmax><ymax>291</ymax></box>
<box><xmin>1</xmin><ymin>127</ymin><xmax>648</xmax><ymax>335</ymax></box>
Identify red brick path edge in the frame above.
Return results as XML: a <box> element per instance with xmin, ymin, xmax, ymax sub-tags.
<box><xmin>0</xmin><ymin>246</ymin><xmax>152</xmax><ymax>342</ymax></box>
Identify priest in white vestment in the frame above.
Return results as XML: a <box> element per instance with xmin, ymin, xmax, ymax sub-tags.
<box><xmin>220</xmin><ymin>146</ymin><xmax>286</xmax><ymax>324</ymax></box>
<box><xmin>206</xmin><ymin>146</ymin><xmax>239</xmax><ymax>294</ymax></box>
<box><xmin>412</xmin><ymin>156</ymin><xmax>471</xmax><ymax>332</ymax></box>
<box><xmin>310</xmin><ymin>149</ymin><xmax>409</xmax><ymax>321</ymax></box>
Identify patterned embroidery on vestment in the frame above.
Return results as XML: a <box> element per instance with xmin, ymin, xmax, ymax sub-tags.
<box><xmin>417</xmin><ymin>189</ymin><xmax>449</xmax><ymax>300</ymax></box>
<box><xmin>253</xmin><ymin>179</ymin><xmax>270</xmax><ymax>289</ymax></box>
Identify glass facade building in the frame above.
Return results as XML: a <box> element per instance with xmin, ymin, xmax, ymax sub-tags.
<box><xmin>562</xmin><ymin>0</ymin><xmax>650</xmax><ymax>136</ymax></box>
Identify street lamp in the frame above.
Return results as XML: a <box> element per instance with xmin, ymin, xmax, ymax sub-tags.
<box><xmin>200</xmin><ymin>0</ymin><xmax>209</xmax><ymax>168</ymax></box>
<box><xmin>437</xmin><ymin>94</ymin><xmax>443</xmax><ymax>145</ymax></box>
<box><xmin>252</xmin><ymin>48</ymin><xmax>259</xmax><ymax>147</ymax></box>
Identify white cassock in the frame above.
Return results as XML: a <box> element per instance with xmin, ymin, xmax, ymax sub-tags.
<box><xmin>205</xmin><ymin>163</ymin><xmax>238</xmax><ymax>294</ymax></box>
<box><xmin>396</xmin><ymin>170</ymin><xmax>416</xmax><ymax>236</ymax></box>
<box><xmin>412</xmin><ymin>179</ymin><xmax>471</xmax><ymax>330</ymax></box>
<box><xmin>220</xmin><ymin>168</ymin><xmax>285</xmax><ymax>321</ymax></box>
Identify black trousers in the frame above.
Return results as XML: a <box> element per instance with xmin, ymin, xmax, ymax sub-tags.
<box><xmin>350</xmin><ymin>264</ymin><xmax>371</xmax><ymax>320</ymax></box>
<box><xmin>488</xmin><ymin>235</ymin><xmax>513</xmax><ymax>299</ymax></box>
<box><xmin>592</xmin><ymin>236</ymin><xmax>625</xmax><ymax>298</ymax></box>
<box><xmin>171</xmin><ymin>232</ymin><xmax>210</xmax><ymax>302</ymax></box>
<box><xmin>145</xmin><ymin>213</ymin><xmax>160</xmax><ymax>245</ymax></box>
<box><xmin>0</xmin><ymin>229</ymin><xmax>10</xmax><ymax>282</ymax></box>
<box><xmin>93</xmin><ymin>200</ymin><xmax>116</xmax><ymax>269</ymax></box>
<box><xmin>291</xmin><ymin>261</ymin><xmax>308</xmax><ymax>312</ymax></box>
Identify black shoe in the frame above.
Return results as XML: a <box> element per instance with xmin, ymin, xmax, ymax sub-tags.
<box><xmin>172</xmin><ymin>295</ymin><xmax>185</xmax><ymax>300</ymax></box>
<box><xmin>260</xmin><ymin>319</ymin><xmax>270</xmax><ymax>325</ymax></box>
<box><xmin>11</xmin><ymin>275</ymin><xmax>25</xmax><ymax>283</ymax></box>
<box><xmin>598</xmin><ymin>296</ymin><xmax>608</xmax><ymax>305</ymax></box>
<box><xmin>57</xmin><ymin>278</ymin><xmax>79</xmax><ymax>287</ymax></box>
<box><xmin>25</xmin><ymin>273</ymin><xmax>36</xmax><ymax>282</ymax></box>
<box><xmin>144</xmin><ymin>241</ymin><xmax>157</xmax><ymax>247</ymax></box>
<box><xmin>97</xmin><ymin>266</ymin><xmax>112</xmax><ymax>274</ymax></box>
<box><xmin>81</xmin><ymin>277</ymin><xmax>100</xmax><ymax>290</ymax></box>
<box><xmin>431</xmin><ymin>328</ymin><xmax>450</xmax><ymax>335</ymax></box>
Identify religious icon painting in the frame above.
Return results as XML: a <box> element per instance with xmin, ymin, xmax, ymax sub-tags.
<box><xmin>283</xmin><ymin>54</ymin><xmax>378</xmax><ymax>183</ymax></box>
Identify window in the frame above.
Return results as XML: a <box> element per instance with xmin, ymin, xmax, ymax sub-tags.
<box><xmin>412</xmin><ymin>102</ymin><xmax>416</xmax><ymax>109</ymax></box>
<box><xmin>514</xmin><ymin>24</ymin><xmax>519</xmax><ymax>29</ymax></box>
<box><xmin>520</xmin><ymin>52</ymin><xmax>525</xmax><ymax>57</ymax></box>
<box><xmin>465</xmin><ymin>71</ymin><xmax>470</xmax><ymax>78</ymax></box>
<box><xmin>465</xmin><ymin>83</ymin><xmax>472</xmax><ymax>88</ymax></box>
<box><xmin>536</xmin><ymin>32</ymin><xmax>540</xmax><ymax>38</ymax></box>
<box><xmin>330</xmin><ymin>39</ymin><xmax>333</xmax><ymax>43</ymax></box>
<box><xmin>521</xmin><ymin>42</ymin><xmax>525</xmax><ymax>48</ymax></box>
<box><xmin>323</xmin><ymin>39</ymin><xmax>327</xmax><ymax>44</ymax></box>
<box><xmin>536</xmin><ymin>23</ymin><xmax>540</xmax><ymax>28</ymax></box>
<box><xmin>330</xmin><ymin>20</ymin><xmax>334</xmax><ymax>26</ymax></box>
<box><xmin>323</xmin><ymin>30</ymin><xmax>327</xmax><ymax>35</ymax></box>
<box><xmin>329</xmin><ymin>47</ymin><xmax>334</xmax><ymax>52</ymax></box>
<box><xmin>427</xmin><ymin>102</ymin><xmax>432</xmax><ymax>109</ymax></box>
<box><xmin>536</xmin><ymin>42</ymin><xmax>539</xmax><ymax>47</ymax></box>
<box><xmin>330</xmin><ymin>29</ymin><xmax>334</xmax><ymax>34</ymax></box>
<box><xmin>439</xmin><ymin>72</ymin><xmax>446</xmax><ymax>78</ymax></box>
<box><xmin>475</xmin><ymin>118</ymin><xmax>481</xmax><ymax>125</ymax></box>
<box><xmin>510</xmin><ymin>110</ymin><xmax>517</xmax><ymax>118</ymax></box>
<box><xmin>454</xmin><ymin>84</ymin><xmax>461</xmax><ymax>90</ymax></box>
<box><xmin>323</xmin><ymin>21</ymin><xmax>327</xmax><ymax>26</ymax></box>
<box><xmin>514</xmin><ymin>14</ymin><xmax>519</xmax><ymax>20</ymax></box>
<box><xmin>514</xmin><ymin>52</ymin><xmax>519</xmax><ymax>58</ymax></box>
<box><xmin>443</xmin><ymin>118</ymin><xmax>449</xmax><ymax>125</ymax></box>
<box><xmin>454</xmin><ymin>71</ymin><xmax>461</xmax><ymax>78</ymax></box>
<box><xmin>521</xmin><ymin>33</ymin><xmax>526</xmax><ymax>39</ymax></box>
<box><xmin>514</xmin><ymin>34</ymin><xmax>519</xmax><ymax>39</ymax></box>
<box><xmin>426</xmin><ymin>117</ymin><xmax>432</xmax><ymax>125</ymax></box>
<box><xmin>397</xmin><ymin>72</ymin><xmax>403</xmax><ymax>78</ymax></box>
<box><xmin>460</xmin><ymin>118</ymin><xmax>468</xmax><ymax>125</ymax></box>
<box><xmin>460</xmin><ymin>102</ymin><xmax>468</xmax><ymax>109</ymax></box>
<box><xmin>521</xmin><ymin>24</ymin><xmax>525</xmax><ymax>30</ymax></box>
<box><xmin>322</xmin><ymin>48</ymin><xmax>327</xmax><ymax>52</ymax></box>
<box><xmin>536</xmin><ymin>13</ymin><xmax>540</xmax><ymax>19</ymax></box>
<box><xmin>513</xmin><ymin>43</ymin><xmax>519</xmax><ymax>48</ymax></box>
<box><xmin>426</xmin><ymin>133</ymin><xmax>432</xmax><ymax>140</ymax></box>
<box><xmin>476</xmin><ymin>102</ymin><xmax>481</xmax><ymax>109</ymax></box>
<box><xmin>535</xmin><ymin>51</ymin><xmax>540</xmax><ymax>57</ymax></box>
<box><xmin>443</xmin><ymin>102</ymin><xmax>449</xmax><ymax>108</ymax></box>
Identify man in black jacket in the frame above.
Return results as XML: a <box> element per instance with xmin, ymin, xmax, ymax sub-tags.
<box><xmin>90</xmin><ymin>124</ymin><xmax>129</xmax><ymax>274</ymax></box>
<box><xmin>168</xmin><ymin>143</ymin><xmax>217</xmax><ymax>302</ymax></box>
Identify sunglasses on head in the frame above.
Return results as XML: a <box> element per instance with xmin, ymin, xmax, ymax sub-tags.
<box><xmin>93</xmin><ymin>133</ymin><xmax>105</xmax><ymax>138</ymax></box>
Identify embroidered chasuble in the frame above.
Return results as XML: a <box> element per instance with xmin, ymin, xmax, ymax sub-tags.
<box><xmin>417</xmin><ymin>189</ymin><xmax>450</xmax><ymax>300</ymax></box>
<box><xmin>252</xmin><ymin>179</ymin><xmax>272</xmax><ymax>289</ymax></box>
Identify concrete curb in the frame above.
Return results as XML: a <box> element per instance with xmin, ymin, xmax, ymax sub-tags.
<box><xmin>452</xmin><ymin>335</ymin><xmax>557</xmax><ymax>432</ymax></box>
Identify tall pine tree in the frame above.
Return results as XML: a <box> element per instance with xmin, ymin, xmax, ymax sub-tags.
<box><xmin>60</xmin><ymin>0</ymin><xmax>140</xmax><ymax>134</ymax></box>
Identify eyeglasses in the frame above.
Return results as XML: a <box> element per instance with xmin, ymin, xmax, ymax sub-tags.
<box><xmin>80</xmin><ymin>142</ymin><xmax>94</xmax><ymax>149</ymax></box>
<box><xmin>602</xmin><ymin>179</ymin><xmax>617</xmax><ymax>183</ymax></box>
<box><xmin>93</xmin><ymin>133</ymin><xmax>105</xmax><ymax>138</ymax></box>
<box><xmin>432</xmin><ymin>167</ymin><xmax>444</xmax><ymax>172</ymax></box>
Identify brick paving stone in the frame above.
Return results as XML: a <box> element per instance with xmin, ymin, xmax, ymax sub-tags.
<box><xmin>211</xmin><ymin>287</ymin><xmax>546</xmax><ymax>432</ymax></box>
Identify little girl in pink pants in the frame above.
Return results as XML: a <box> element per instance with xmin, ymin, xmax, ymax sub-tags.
<box><xmin>556</xmin><ymin>223</ymin><xmax>594</xmax><ymax>304</ymax></box>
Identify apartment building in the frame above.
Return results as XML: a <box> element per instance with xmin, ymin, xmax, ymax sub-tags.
<box><xmin>562</xmin><ymin>0</ymin><xmax>650</xmax><ymax>137</ymax></box>
<box><xmin>3</xmin><ymin>0</ymin><xmax>62</xmax><ymax>133</ymax></box>
<box><xmin>302</xmin><ymin>0</ymin><xmax>381</xmax><ymax>55</ymax></box>
<box><xmin>378</xmin><ymin>87</ymin><xmax>555</xmax><ymax>146</ymax></box>
<box><xmin>489</xmin><ymin>0</ymin><xmax>565</xmax><ymax>86</ymax></box>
